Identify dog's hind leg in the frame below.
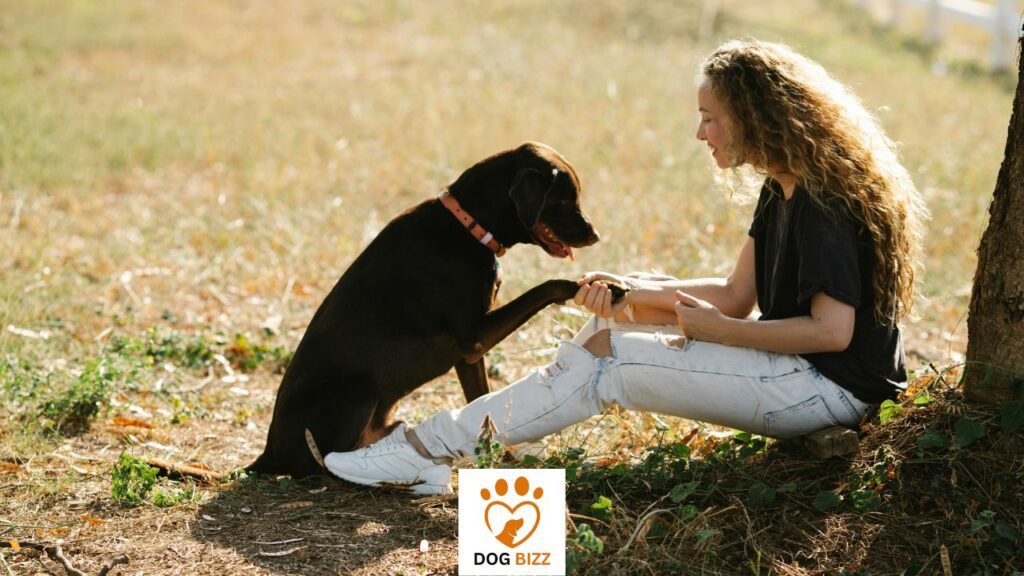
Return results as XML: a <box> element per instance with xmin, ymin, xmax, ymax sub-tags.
<box><xmin>300</xmin><ymin>388</ymin><xmax>378</xmax><ymax>475</ymax></box>
<box><xmin>357</xmin><ymin>395</ymin><xmax>403</xmax><ymax>448</ymax></box>
<box><xmin>246</xmin><ymin>450</ymin><xmax>276</xmax><ymax>474</ymax></box>
<box><xmin>454</xmin><ymin>358</ymin><xmax>489</xmax><ymax>402</ymax></box>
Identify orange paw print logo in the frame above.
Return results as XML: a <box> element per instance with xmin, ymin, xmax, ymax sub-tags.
<box><xmin>481</xmin><ymin>476</ymin><xmax>543</xmax><ymax>548</ymax></box>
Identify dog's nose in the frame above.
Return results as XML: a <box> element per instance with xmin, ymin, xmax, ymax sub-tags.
<box><xmin>586</xmin><ymin>229</ymin><xmax>601</xmax><ymax>246</ymax></box>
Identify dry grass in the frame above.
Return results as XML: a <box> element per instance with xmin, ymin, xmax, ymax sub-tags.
<box><xmin>0</xmin><ymin>0</ymin><xmax>1020</xmax><ymax>574</ymax></box>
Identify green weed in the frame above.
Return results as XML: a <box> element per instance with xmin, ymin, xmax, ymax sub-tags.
<box><xmin>960</xmin><ymin>509</ymin><xmax>1023</xmax><ymax>573</ymax></box>
<box><xmin>39</xmin><ymin>356</ymin><xmax>126</xmax><ymax>432</ymax></box>
<box><xmin>167</xmin><ymin>394</ymin><xmax>206</xmax><ymax>426</ymax></box>
<box><xmin>879</xmin><ymin>399</ymin><xmax>902</xmax><ymax>424</ymax></box>
<box><xmin>586</xmin><ymin>495</ymin><xmax>613</xmax><ymax>522</ymax></box>
<box><xmin>109</xmin><ymin>328</ymin><xmax>289</xmax><ymax>373</ymax></box>
<box><xmin>566</xmin><ymin>523</ymin><xmax>604</xmax><ymax>575</ymax></box>
<box><xmin>0</xmin><ymin>356</ymin><xmax>50</xmax><ymax>405</ymax></box>
<box><xmin>843</xmin><ymin>446</ymin><xmax>896</xmax><ymax>513</ymax></box>
<box><xmin>224</xmin><ymin>333</ymin><xmax>291</xmax><ymax>373</ymax></box>
<box><xmin>952</xmin><ymin>417</ymin><xmax>986</xmax><ymax>448</ymax></box>
<box><xmin>110</xmin><ymin>327</ymin><xmax>218</xmax><ymax>370</ymax></box>
<box><xmin>110</xmin><ymin>452</ymin><xmax>158</xmax><ymax>506</ymax></box>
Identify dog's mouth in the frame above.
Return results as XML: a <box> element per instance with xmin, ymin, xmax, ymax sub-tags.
<box><xmin>533</xmin><ymin>222</ymin><xmax>574</xmax><ymax>260</ymax></box>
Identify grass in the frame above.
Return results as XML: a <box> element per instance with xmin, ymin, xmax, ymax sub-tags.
<box><xmin>0</xmin><ymin>0</ymin><xmax>1020</xmax><ymax>574</ymax></box>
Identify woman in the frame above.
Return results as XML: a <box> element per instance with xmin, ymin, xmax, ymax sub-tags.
<box><xmin>322</xmin><ymin>39</ymin><xmax>927</xmax><ymax>495</ymax></box>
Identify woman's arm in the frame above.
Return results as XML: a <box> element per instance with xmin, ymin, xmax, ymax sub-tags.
<box><xmin>576</xmin><ymin>237</ymin><xmax>758</xmax><ymax>322</ymax></box>
<box><xmin>675</xmin><ymin>290</ymin><xmax>855</xmax><ymax>354</ymax></box>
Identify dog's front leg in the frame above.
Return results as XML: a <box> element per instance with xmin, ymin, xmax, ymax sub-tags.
<box><xmin>454</xmin><ymin>358</ymin><xmax>489</xmax><ymax>402</ymax></box>
<box><xmin>459</xmin><ymin>279</ymin><xmax>626</xmax><ymax>364</ymax></box>
<box><xmin>458</xmin><ymin>279</ymin><xmax>578</xmax><ymax>364</ymax></box>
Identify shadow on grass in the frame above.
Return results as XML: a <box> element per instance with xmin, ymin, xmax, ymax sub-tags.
<box><xmin>192</xmin><ymin>474</ymin><xmax>458</xmax><ymax>575</ymax></box>
<box><xmin>556</xmin><ymin>388</ymin><xmax>1024</xmax><ymax>574</ymax></box>
<box><xmin>188</xmin><ymin>381</ymin><xmax>1024</xmax><ymax>575</ymax></box>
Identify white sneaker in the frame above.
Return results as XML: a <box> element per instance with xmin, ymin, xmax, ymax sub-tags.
<box><xmin>323</xmin><ymin>424</ymin><xmax>452</xmax><ymax>495</ymax></box>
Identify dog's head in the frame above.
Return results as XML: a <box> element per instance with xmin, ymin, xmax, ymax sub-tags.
<box><xmin>506</xmin><ymin>142</ymin><xmax>600</xmax><ymax>259</ymax></box>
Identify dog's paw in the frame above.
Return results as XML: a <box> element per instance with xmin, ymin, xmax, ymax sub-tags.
<box><xmin>605</xmin><ymin>282</ymin><xmax>630</xmax><ymax>303</ymax></box>
<box><xmin>545</xmin><ymin>279</ymin><xmax>583</xmax><ymax>302</ymax></box>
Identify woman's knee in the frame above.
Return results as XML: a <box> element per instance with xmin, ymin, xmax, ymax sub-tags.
<box><xmin>582</xmin><ymin>328</ymin><xmax>613</xmax><ymax>358</ymax></box>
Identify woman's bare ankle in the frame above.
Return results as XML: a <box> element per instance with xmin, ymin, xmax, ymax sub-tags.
<box><xmin>405</xmin><ymin>427</ymin><xmax>433</xmax><ymax>459</ymax></box>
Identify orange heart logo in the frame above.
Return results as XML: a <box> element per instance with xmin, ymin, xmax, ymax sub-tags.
<box><xmin>483</xmin><ymin>501</ymin><xmax>541</xmax><ymax>548</ymax></box>
<box><xmin>479</xmin><ymin>475</ymin><xmax>546</xmax><ymax>549</ymax></box>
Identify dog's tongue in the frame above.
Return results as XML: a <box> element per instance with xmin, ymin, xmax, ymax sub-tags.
<box><xmin>567</xmin><ymin>247</ymin><xmax>574</xmax><ymax>261</ymax></box>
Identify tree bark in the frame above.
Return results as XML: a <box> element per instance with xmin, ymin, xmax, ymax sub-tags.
<box><xmin>964</xmin><ymin>33</ymin><xmax>1024</xmax><ymax>403</ymax></box>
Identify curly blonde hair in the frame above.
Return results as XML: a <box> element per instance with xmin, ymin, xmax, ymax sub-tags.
<box><xmin>700</xmin><ymin>39</ymin><xmax>927</xmax><ymax>324</ymax></box>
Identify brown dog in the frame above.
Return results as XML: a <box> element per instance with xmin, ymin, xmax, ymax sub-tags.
<box><xmin>248</xmin><ymin>143</ymin><xmax>623</xmax><ymax>477</ymax></box>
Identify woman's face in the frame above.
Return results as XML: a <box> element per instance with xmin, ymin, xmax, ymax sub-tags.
<box><xmin>696</xmin><ymin>81</ymin><xmax>735</xmax><ymax>169</ymax></box>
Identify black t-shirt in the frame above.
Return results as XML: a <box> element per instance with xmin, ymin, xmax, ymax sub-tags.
<box><xmin>748</xmin><ymin>179</ymin><xmax>907</xmax><ymax>404</ymax></box>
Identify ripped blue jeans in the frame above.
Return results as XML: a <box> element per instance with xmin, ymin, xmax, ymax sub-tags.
<box><xmin>414</xmin><ymin>317</ymin><xmax>869</xmax><ymax>460</ymax></box>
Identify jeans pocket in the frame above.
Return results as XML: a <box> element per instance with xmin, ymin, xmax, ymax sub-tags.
<box><xmin>763</xmin><ymin>395</ymin><xmax>839</xmax><ymax>439</ymax></box>
<box><xmin>828</xmin><ymin>382</ymin><xmax>868</xmax><ymax>426</ymax></box>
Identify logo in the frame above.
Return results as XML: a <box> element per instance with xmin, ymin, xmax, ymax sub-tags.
<box><xmin>482</xmin><ymin>475</ymin><xmax>542</xmax><ymax>548</ymax></box>
<box><xmin>458</xmin><ymin>469</ymin><xmax>565</xmax><ymax>575</ymax></box>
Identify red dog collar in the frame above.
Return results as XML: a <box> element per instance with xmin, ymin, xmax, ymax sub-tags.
<box><xmin>438</xmin><ymin>190</ymin><xmax>507</xmax><ymax>257</ymax></box>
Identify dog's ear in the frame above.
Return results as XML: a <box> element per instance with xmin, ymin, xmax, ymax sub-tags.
<box><xmin>509</xmin><ymin>168</ymin><xmax>556</xmax><ymax>229</ymax></box>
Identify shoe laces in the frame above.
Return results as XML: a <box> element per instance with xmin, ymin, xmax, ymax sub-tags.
<box><xmin>362</xmin><ymin>427</ymin><xmax>409</xmax><ymax>457</ymax></box>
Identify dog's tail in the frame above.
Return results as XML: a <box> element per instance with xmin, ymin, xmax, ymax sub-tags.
<box><xmin>305</xmin><ymin>428</ymin><xmax>326</xmax><ymax>469</ymax></box>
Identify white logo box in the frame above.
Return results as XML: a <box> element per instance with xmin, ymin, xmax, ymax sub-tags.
<box><xmin>458</xmin><ymin>468</ymin><xmax>566</xmax><ymax>576</ymax></box>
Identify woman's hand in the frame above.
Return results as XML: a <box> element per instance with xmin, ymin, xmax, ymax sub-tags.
<box><xmin>575</xmin><ymin>272</ymin><xmax>630</xmax><ymax>318</ymax></box>
<box><xmin>675</xmin><ymin>290</ymin><xmax>732</xmax><ymax>342</ymax></box>
<box><xmin>577</xmin><ymin>271</ymin><xmax>628</xmax><ymax>286</ymax></box>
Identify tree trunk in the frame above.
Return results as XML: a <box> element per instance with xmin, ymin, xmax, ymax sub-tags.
<box><xmin>964</xmin><ymin>34</ymin><xmax>1024</xmax><ymax>403</ymax></box>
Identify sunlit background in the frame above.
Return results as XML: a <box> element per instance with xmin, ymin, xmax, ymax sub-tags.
<box><xmin>0</xmin><ymin>0</ymin><xmax>1018</xmax><ymax>572</ymax></box>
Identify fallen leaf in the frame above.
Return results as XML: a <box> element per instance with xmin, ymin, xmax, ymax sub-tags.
<box><xmin>8</xmin><ymin>540</ymin><xmax>19</xmax><ymax>552</ymax></box>
<box><xmin>680</xmin><ymin>427</ymin><xmax>700</xmax><ymax>446</ymax></box>
<box><xmin>80</xmin><ymin>515</ymin><xmax>105</xmax><ymax>526</ymax></box>
<box><xmin>112</xmin><ymin>416</ymin><xmax>153</xmax><ymax>429</ymax></box>
<box><xmin>0</xmin><ymin>462</ymin><xmax>21</xmax><ymax>474</ymax></box>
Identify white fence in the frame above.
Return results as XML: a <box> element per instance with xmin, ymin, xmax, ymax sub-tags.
<box><xmin>854</xmin><ymin>0</ymin><xmax>1022</xmax><ymax>70</ymax></box>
